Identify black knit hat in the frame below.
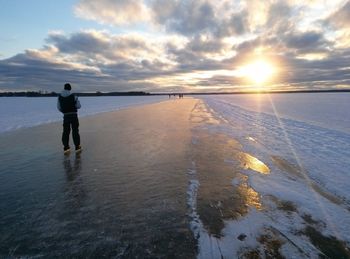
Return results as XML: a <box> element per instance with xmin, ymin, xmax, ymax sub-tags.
<box><xmin>64</xmin><ymin>83</ymin><xmax>71</xmax><ymax>90</ymax></box>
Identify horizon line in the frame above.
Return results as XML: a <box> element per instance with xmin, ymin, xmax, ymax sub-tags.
<box><xmin>1</xmin><ymin>89</ymin><xmax>350</xmax><ymax>97</ymax></box>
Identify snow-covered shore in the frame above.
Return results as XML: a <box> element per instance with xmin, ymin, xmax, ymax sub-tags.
<box><xmin>189</xmin><ymin>93</ymin><xmax>350</xmax><ymax>258</ymax></box>
<box><xmin>200</xmin><ymin>93</ymin><xmax>350</xmax><ymax>202</ymax></box>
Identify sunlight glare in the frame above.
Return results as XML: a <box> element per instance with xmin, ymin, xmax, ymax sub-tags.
<box><xmin>240</xmin><ymin>59</ymin><xmax>275</xmax><ymax>85</ymax></box>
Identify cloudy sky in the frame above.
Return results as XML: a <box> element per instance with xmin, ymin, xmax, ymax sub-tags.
<box><xmin>1</xmin><ymin>0</ymin><xmax>350</xmax><ymax>93</ymax></box>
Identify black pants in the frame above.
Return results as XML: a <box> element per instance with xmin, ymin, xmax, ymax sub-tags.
<box><xmin>62</xmin><ymin>114</ymin><xmax>80</xmax><ymax>149</ymax></box>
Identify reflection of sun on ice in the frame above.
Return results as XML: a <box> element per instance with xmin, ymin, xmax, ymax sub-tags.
<box><xmin>239</xmin><ymin>59</ymin><xmax>276</xmax><ymax>85</ymax></box>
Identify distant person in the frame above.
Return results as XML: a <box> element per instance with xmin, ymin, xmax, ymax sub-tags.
<box><xmin>57</xmin><ymin>83</ymin><xmax>82</xmax><ymax>154</ymax></box>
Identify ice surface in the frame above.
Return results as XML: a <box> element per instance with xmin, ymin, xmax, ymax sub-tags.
<box><xmin>2</xmin><ymin>93</ymin><xmax>350</xmax><ymax>257</ymax></box>
<box><xmin>0</xmin><ymin>96</ymin><xmax>167</xmax><ymax>133</ymax></box>
<box><xmin>0</xmin><ymin>98</ymin><xmax>197</xmax><ymax>258</ymax></box>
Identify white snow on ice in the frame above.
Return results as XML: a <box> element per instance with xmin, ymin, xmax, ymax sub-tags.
<box><xmin>188</xmin><ymin>93</ymin><xmax>350</xmax><ymax>258</ymax></box>
<box><xmin>0</xmin><ymin>96</ymin><xmax>167</xmax><ymax>133</ymax></box>
<box><xmin>200</xmin><ymin>93</ymin><xmax>350</xmax><ymax>202</ymax></box>
<box><xmin>206</xmin><ymin>93</ymin><xmax>350</xmax><ymax>134</ymax></box>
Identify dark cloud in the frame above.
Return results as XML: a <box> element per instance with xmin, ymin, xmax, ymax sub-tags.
<box><xmin>270</xmin><ymin>49</ymin><xmax>350</xmax><ymax>87</ymax></box>
<box><xmin>48</xmin><ymin>32</ymin><xmax>109</xmax><ymax>55</ymax></box>
<box><xmin>166</xmin><ymin>42</ymin><xmax>225</xmax><ymax>72</ymax></box>
<box><xmin>265</xmin><ymin>1</ymin><xmax>294</xmax><ymax>34</ymax></box>
<box><xmin>213</xmin><ymin>12</ymin><xmax>249</xmax><ymax>38</ymax></box>
<box><xmin>152</xmin><ymin>0</ymin><xmax>217</xmax><ymax>36</ymax></box>
<box><xmin>151</xmin><ymin>0</ymin><xmax>250</xmax><ymax>38</ymax></box>
<box><xmin>187</xmin><ymin>36</ymin><xmax>225</xmax><ymax>54</ymax></box>
<box><xmin>284</xmin><ymin>31</ymin><xmax>328</xmax><ymax>53</ymax></box>
<box><xmin>0</xmin><ymin>54</ymin><xmax>106</xmax><ymax>91</ymax></box>
<box><xmin>47</xmin><ymin>31</ymin><xmax>154</xmax><ymax>62</ymax></box>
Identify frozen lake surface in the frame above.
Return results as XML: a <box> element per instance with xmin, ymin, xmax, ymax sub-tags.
<box><xmin>0</xmin><ymin>96</ymin><xmax>167</xmax><ymax>133</ymax></box>
<box><xmin>1</xmin><ymin>93</ymin><xmax>350</xmax><ymax>258</ymax></box>
<box><xmin>0</xmin><ymin>99</ymin><xmax>197</xmax><ymax>258</ymax></box>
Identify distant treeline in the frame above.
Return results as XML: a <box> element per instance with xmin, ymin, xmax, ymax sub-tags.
<box><xmin>1</xmin><ymin>89</ymin><xmax>350</xmax><ymax>97</ymax></box>
<box><xmin>186</xmin><ymin>89</ymin><xmax>350</xmax><ymax>95</ymax></box>
<box><xmin>0</xmin><ymin>91</ymin><xmax>151</xmax><ymax>97</ymax></box>
<box><xmin>156</xmin><ymin>89</ymin><xmax>350</xmax><ymax>95</ymax></box>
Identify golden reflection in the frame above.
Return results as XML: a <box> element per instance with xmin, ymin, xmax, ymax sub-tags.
<box><xmin>245</xmin><ymin>187</ymin><xmax>262</xmax><ymax>210</ymax></box>
<box><xmin>239</xmin><ymin>184</ymin><xmax>262</xmax><ymax>210</ymax></box>
<box><xmin>239</xmin><ymin>152</ymin><xmax>270</xmax><ymax>174</ymax></box>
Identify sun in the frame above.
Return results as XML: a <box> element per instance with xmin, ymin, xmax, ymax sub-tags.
<box><xmin>240</xmin><ymin>59</ymin><xmax>275</xmax><ymax>85</ymax></box>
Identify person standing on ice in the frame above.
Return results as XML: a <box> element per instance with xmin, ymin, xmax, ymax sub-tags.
<box><xmin>57</xmin><ymin>83</ymin><xmax>82</xmax><ymax>154</ymax></box>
